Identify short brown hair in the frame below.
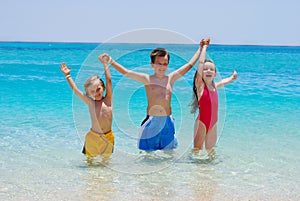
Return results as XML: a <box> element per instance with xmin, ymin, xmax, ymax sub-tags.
<box><xmin>150</xmin><ymin>48</ymin><xmax>170</xmax><ymax>63</ymax></box>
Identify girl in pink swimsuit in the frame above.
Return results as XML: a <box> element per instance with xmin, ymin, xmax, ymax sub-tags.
<box><xmin>190</xmin><ymin>38</ymin><xmax>237</xmax><ymax>155</ymax></box>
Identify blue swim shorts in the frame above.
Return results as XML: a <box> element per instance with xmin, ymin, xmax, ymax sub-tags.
<box><xmin>138</xmin><ymin>115</ymin><xmax>178</xmax><ymax>151</ymax></box>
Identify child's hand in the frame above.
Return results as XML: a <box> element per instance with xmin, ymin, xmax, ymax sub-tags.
<box><xmin>200</xmin><ymin>38</ymin><xmax>210</xmax><ymax>48</ymax></box>
<box><xmin>60</xmin><ymin>62</ymin><xmax>71</xmax><ymax>76</ymax></box>
<box><xmin>231</xmin><ymin>70</ymin><xmax>237</xmax><ymax>80</ymax></box>
<box><xmin>203</xmin><ymin>38</ymin><xmax>210</xmax><ymax>46</ymax></box>
<box><xmin>200</xmin><ymin>39</ymin><xmax>205</xmax><ymax>47</ymax></box>
<box><xmin>98</xmin><ymin>54</ymin><xmax>110</xmax><ymax>64</ymax></box>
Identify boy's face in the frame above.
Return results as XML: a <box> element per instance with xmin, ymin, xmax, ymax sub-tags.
<box><xmin>87</xmin><ymin>80</ymin><xmax>105</xmax><ymax>101</ymax></box>
<box><xmin>151</xmin><ymin>55</ymin><xmax>169</xmax><ymax>76</ymax></box>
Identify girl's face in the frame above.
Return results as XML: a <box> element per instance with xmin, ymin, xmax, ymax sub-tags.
<box><xmin>202</xmin><ymin>62</ymin><xmax>216</xmax><ymax>81</ymax></box>
<box><xmin>87</xmin><ymin>80</ymin><xmax>104</xmax><ymax>101</ymax></box>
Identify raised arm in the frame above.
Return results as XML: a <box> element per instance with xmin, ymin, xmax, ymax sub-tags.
<box><xmin>195</xmin><ymin>39</ymin><xmax>209</xmax><ymax>86</ymax></box>
<box><xmin>99</xmin><ymin>53</ymin><xmax>149</xmax><ymax>85</ymax></box>
<box><xmin>216</xmin><ymin>70</ymin><xmax>237</xmax><ymax>89</ymax></box>
<box><xmin>169</xmin><ymin>40</ymin><xmax>203</xmax><ymax>83</ymax></box>
<box><xmin>98</xmin><ymin>55</ymin><xmax>112</xmax><ymax>100</ymax></box>
<box><xmin>60</xmin><ymin>62</ymin><xmax>90</xmax><ymax>104</ymax></box>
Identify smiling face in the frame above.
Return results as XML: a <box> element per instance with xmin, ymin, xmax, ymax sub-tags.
<box><xmin>84</xmin><ymin>75</ymin><xmax>105</xmax><ymax>101</ymax></box>
<box><xmin>202</xmin><ymin>61</ymin><xmax>216</xmax><ymax>82</ymax></box>
<box><xmin>87</xmin><ymin>80</ymin><xmax>105</xmax><ymax>100</ymax></box>
<box><xmin>151</xmin><ymin>55</ymin><xmax>169</xmax><ymax>77</ymax></box>
<box><xmin>150</xmin><ymin>48</ymin><xmax>170</xmax><ymax>77</ymax></box>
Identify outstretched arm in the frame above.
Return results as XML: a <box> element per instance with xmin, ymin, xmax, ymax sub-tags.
<box><xmin>216</xmin><ymin>70</ymin><xmax>237</xmax><ymax>89</ymax></box>
<box><xmin>60</xmin><ymin>62</ymin><xmax>90</xmax><ymax>104</ymax></box>
<box><xmin>98</xmin><ymin>55</ymin><xmax>112</xmax><ymax>100</ymax></box>
<box><xmin>99</xmin><ymin>53</ymin><xmax>149</xmax><ymax>85</ymax></box>
<box><xmin>169</xmin><ymin>47</ymin><xmax>202</xmax><ymax>83</ymax></box>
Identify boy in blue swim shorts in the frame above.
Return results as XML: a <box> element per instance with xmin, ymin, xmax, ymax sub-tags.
<box><xmin>99</xmin><ymin>42</ymin><xmax>202</xmax><ymax>151</ymax></box>
<box><xmin>139</xmin><ymin>115</ymin><xmax>177</xmax><ymax>151</ymax></box>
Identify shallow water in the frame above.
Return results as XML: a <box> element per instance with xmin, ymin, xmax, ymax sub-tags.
<box><xmin>1</xmin><ymin>42</ymin><xmax>300</xmax><ymax>200</ymax></box>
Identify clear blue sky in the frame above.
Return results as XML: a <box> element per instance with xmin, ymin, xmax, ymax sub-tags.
<box><xmin>1</xmin><ymin>0</ymin><xmax>299</xmax><ymax>45</ymax></box>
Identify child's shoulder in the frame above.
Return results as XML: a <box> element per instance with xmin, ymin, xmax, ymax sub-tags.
<box><xmin>101</xmin><ymin>96</ymin><xmax>113</xmax><ymax>104</ymax></box>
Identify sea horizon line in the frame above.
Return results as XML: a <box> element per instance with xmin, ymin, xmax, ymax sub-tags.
<box><xmin>0</xmin><ymin>40</ymin><xmax>299</xmax><ymax>47</ymax></box>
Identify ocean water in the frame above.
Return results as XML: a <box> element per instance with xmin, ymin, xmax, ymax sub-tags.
<box><xmin>0</xmin><ymin>42</ymin><xmax>300</xmax><ymax>201</ymax></box>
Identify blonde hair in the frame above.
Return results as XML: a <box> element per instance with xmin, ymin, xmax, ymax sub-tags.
<box><xmin>189</xmin><ymin>59</ymin><xmax>216</xmax><ymax>114</ymax></box>
<box><xmin>84</xmin><ymin>75</ymin><xmax>105</xmax><ymax>95</ymax></box>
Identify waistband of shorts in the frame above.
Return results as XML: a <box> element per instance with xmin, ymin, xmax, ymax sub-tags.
<box><xmin>147</xmin><ymin>115</ymin><xmax>173</xmax><ymax>118</ymax></box>
<box><xmin>90</xmin><ymin>129</ymin><xmax>112</xmax><ymax>135</ymax></box>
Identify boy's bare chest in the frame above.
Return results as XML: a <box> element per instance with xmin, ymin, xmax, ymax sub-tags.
<box><xmin>90</xmin><ymin>102</ymin><xmax>112</xmax><ymax>116</ymax></box>
<box><xmin>146</xmin><ymin>83</ymin><xmax>172</xmax><ymax>99</ymax></box>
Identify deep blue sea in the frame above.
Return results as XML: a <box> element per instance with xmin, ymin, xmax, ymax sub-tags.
<box><xmin>1</xmin><ymin>41</ymin><xmax>300</xmax><ymax>200</ymax></box>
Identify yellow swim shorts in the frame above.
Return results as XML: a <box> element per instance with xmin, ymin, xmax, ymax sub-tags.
<box><xmin>82</xmin><ymin>129</ymin><xmax>114</xmax><ymax>157</ymax></box>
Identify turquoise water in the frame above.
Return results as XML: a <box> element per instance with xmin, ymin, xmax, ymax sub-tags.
<box><xmin>1</xmin><ymin>42</ymin><xmax>300</xmax><ymax>200</ymax></box>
